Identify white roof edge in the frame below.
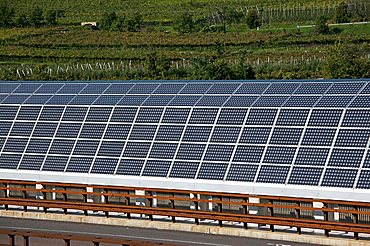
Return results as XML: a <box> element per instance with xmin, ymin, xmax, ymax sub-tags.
<box><xmin>1</xmin><ymin>169</ymin><xmax>369</xmax><ymax>203</ymax></box>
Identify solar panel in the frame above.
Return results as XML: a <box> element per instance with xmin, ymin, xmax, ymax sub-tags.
<box><xmin>2</xmin><ymin>80</ymin><xmax>370</xmax><ymax>198</ymax></box>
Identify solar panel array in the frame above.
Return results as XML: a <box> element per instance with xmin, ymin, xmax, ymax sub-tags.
<box><xmin>1</xmin><ymin>81</ymin><xmax>370</xmax><ymax>190</ymax></box>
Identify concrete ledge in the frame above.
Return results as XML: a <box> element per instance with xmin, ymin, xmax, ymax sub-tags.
<box><xmin>1</xmin><ymin>210</ymin><xmax>369</xmax><ymax>246</ymax></box>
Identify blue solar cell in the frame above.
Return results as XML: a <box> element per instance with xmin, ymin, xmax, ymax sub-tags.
<box><xmin>57</xmin><ymin>84</ymin><xmax>87</xmax><ymax>94</ymax></box>
<box><xmin>143</xmin><ymin>95</ymin><xmax>175</xmax><ymax>106</ymax></box>
<box><xmin>356</xmin><ymin>170</ymin><xmax>370</xmax><ymax>189</ymax></box>
<box><xmin>210</xmin><ymin>126</ymin><xmax>241</xmax><ymax>143</ymax></box>
<box><xmin>127</xmin><ymin>83</ymin><xmax>159</xmax><ymax>94</ymax></box>
<box><xmin>252</xmin><ymin>96</ymin><xmax>289</xmax><ymax>107</ymax></box>
<box><xmin>110</xmin><ymin>107</ymin><xmax>137</xmax><ymax>123</ymax></box>
<box><xmin>0</xmin><ymin>137</ymin><xmax>5</xmax><ymax>150</ymax></box>
<box><xmin>263</xmin><ymin>146</ymin><xmax>296</xmax><ymax>164</ymax></box>
<box><xmin>321</xmin><ymin>168</ymin><xmax>357</xmax><ymax>188</ymax></box>
<box><xmin>283</xmin><ymin>96</ymin><xmax>320</xmax><ymax>107</ymax></box>
<box><xmin>46</xmin><ymin>95</ymin><xmax>75</xmax><ymax>105</ymax></box>
<box><xmin>206</xmin><ymin>83</ymin><xmax>240</xmax><ymax>94</ymax></box>
<box><xmin>149</xmin><ymin>142</ymin><xmax>178</xmax><ymax>159</ymax></box>
<box><xmin>362</xmin><ymin>151</ymin><xmax>370</xmax><ymax>168</ymax></box>
<box><xmin>0</xmin><ymin>106</ymin><xmax>19</xmax><ymax>120</ymax></box>
<box><xmin>188</xmin><ymin>108</ymin><xmax>218</xmax><ymax>124</ymax></box>
<box><xmin>233</xmin><ymin>145</ymin><xmax>264</xmax><ymax>163</ymax></box>
<box><xmin>10</xmin><ymin>122</ymin><xmax>35</xmax><ymax>137</ymax></box>
<box><xmin>169</xmin><ymin>161</ymin><xmax>199</xmax><ymax>179</ymax></box>
<box><xmin>294</xmin><ymin>83</ymin><xmax>331</xmax><ymax>94</ymax></box>
<box><xmin>328</xmin><ymin>148</ymin><xmax>364</xmax><ymax>168</ymax></box>
<box><xmin>245</xmin><ymin>109</ymin><xmax>278</xmax><ymax>125</ymax></box>
<box><xmin>176</xmin><ymin>143</ymin><xmax>206</xmax><ymax>160</ymax></box>
<box><xmin>80</xmin><ymin>84</ymin><xmax>110</xmax><ymax>94</ymax></box>
<box><xmin>360</xmin><ymin>83</ymin><xmax>370</xmax><ymax>94</ymax></box>
<box><xmin>42</xmin><ymin>156</ymin><xmax>69</xmax><ymax>172</ymax></box>
<box><xmin>39</xmin><ymin>106</ymin><xmax>64</xmax><ymax>121</ymax></box>
<box><xmin>308</xmin><ymin>109</ymin><xmax>342</xmax><ymax>127</ymax></box>
<box><xmin>103</xmin><ymin>83</ymin><xmax>134</xmax><ymax>94</ymax></box>
<box><xmin>0</xmin><ymin>121</ymin><xmax>12</xmax><ymax>135</ymax></box>
<box><xmin>239</xmin><ymin>127</ymin><xmax>272</xmax><ymax>144</ymax></box>
<box><xmin>182</xmin><ymin>126</ymin><xmax>212</xmax><ymax>142</ymax></box>
<box><xmin>135</xmin><ymin>107</ymin><xmax>163</xmax><ymax>123</ymax></box>
<box><xmin>270</xmin><ymin>128</ymin><xmax>303</xmax><ymax>145</ymax></box>
<box><xmin>49</xmin><ymin>139</ymin><xmax>76</xmax><ymax>155</ymax></box>
<box><xmin>69</xmin><ymin>95</ymin><xmax>99</xmax><ymax>105</ymax></box>
<box><xmin>153</xmin><ymin>83</ymin><xmax>186</xmax><ymax>94</ymax></box>
<box><xmin>179</xmin><ymin>83</ymin><xmax>212</xmax><ymax>94</ymax></box>
<box><xmin>62</xmin><ymin>107</ymin><xmax>88</xmax><ymax>121</ymax></box>
<box><xmin>301</xmin><ymin>128</ymin><xmax>336</xmax><ymax>146</ymax></box>
<box><xmin>104</xmin><ymin>124</ymin><xmax>131</xmax><ymax>140</ymax></box>
<box><xmin>16</xmin><ymin>106</ymin><xmax>41</xmax><ymax>120</ymax></box>
<box><xmin>142</xmin><ymin>160</ymin><xmax>171</xmax><ymax>177</ymax></box>
<box><xmin>335</xmin><ymin>129</ymin><xmax>370</xmax><ymax>147</ymax></box>
<box><xmin>276</xmin><ymin>109</ymin><xmax>309</xmax><ymax>126</ymax></box>
<box><xmin>117</xmin><ymin>95</ymin><xmax>150</xmax><ymax>106</ymax></box>
<box><xmin>85</xmin><ymin>107</ymin><xmax>112</xmax><ymax>122</ymax></box>
<box><xmin>35</xmin><ymin>84</ymin><xmax>64</xmax><ymax>94</ymax></box>
<box><xmin>24</xmin><ymin>95</ymin><xmax>53</xmax><ymax>104</ymax></box>
<box><xmin>294</xmin><ymin>147</ymin><xmax>330</xmax><ymax>166</ymax></box>
<box><xmin>217</xmin><ymin>108</ymin><xmax>247</xmax><ymax>125</ymax></box>
<box><xmin>93</xmin><ymin>95</ymin><xmax>123</xmax><ymax>105</ymax></box>
<box><xmin>66</xmin><ymin>157</ymin><xmax>93</xmax><ymax>173</ymax></box>
<box><xmin>264</xmin><ymin>83</ymin><xmax>300</xmax><ymax>94</ymax></box>
<box><xmin>18</xmin><ymin>155</ymin><xmax>45</xmax><ymax>170</ymax></box>
<box><xmin>203</xmin><ymin>144</ymin><xmax>234</xmax><ymax>162</ymax></box>
<box><xmin>288</xmin><ymin>167</ymin><xmax>323</xmax><ymax>186</ymax></box>
<box><xmin>256</xmin><ymin>165</ymin><xmax>290</xmax><ymax>184</ymax></box>
<box><xmin>0</xmin><ymin>95</ymin><xmax>6</xmax><ymax>103</ymax></box>
<box><xmin>2</xmin><ymin>95</ymin><xmax>30</xmax><ymax>104</ymax></box>
<box><xmin>197</xmin><ymin>162</ymin><xmax>228</xmax><ymax>180</ymax></box>
<box><xmin>315</xmin><ymin>96</ymin><xmax>354</xmax><ymax>107</ymax></box>
<box><xmin>223</xmin><ymin>96</ymin><xmax>258</xmax><ymax>107</ymax></box>
<box><xmin>169</xmin><ymin>95</ymin><xmax>202</xmax><ymax>106</ymax></box>
<box><xmin>0</xmin><ymin>83</ymin><xmax>19</xmax><ymax>93</ymax></box>
<box><xmin>13</xmin><ymin>83</ymin><xmax>41</xmax><ymax>93</ymax></box>
<box><xmin>226</xmin><ymin>164</ymin><xmax>258</xmax><ymax>182</ymax></box>
<box><xmin>195</xmin><ymin>96</ymin><xmax>230</xmax><ymax>106</ymax></box>
<box><xmin>26</xmin><ymin>138</ymin><xmax>51</xmax><ymax>154</ymax></box>
<box><xmin>129</xmin><ymin>125</ymin><xmax>157</xmax><ymax>140</ymax></box>
<box><xmin>326</xmin><ymin>82</ymin><xmax>365</xmax><ymax>94</ymax></box>
<box><xmin>0</xmin><ymin>153</ymin><xmax>22</xmax><ymax>169</ymax></box>
<box><xmin>73</xmin><ymin>140</ymin><xmax>100</xmax><ymax>156</ymax></box>
<box><xmin>235</xmin><ymin>83</ymin><xmax>269</xmax><ymax>94</ymax></box>
<box><xmin>90</xmin><ymin>158</ymin><xmax>118</xmax><ymax>174</ymax></box>
<box><xmin>349</xmin><ymin>96</ymin><xmax>370</xmax><ymax>108</ymax></box>
<box><xmin>116</xmin><ymin>159</ymin><xmax>145</xmax><ymax>176</ymax></box>
<box><xmin>123</xmin><ymin>142</ymin><xmax>151</xmax><ymax>158</ymax></box>
<box><xmin>79</xmin><ymin>123</ymin><xmax>106</xmax><ymax>139</ymax></box>
<box><xmin>97</xmin><ymin>141</ymin><xmax>125</xmax><ymax>157</ymax></box>
<box><xmin>162</xmin><ymin>108</ymin><xmax>190</xmax><ymax>124</ymax></box>
<box><xmin>155</xmin><ymin>125</ymin><xmax>184</xmax><ymax>141</ymax></box>
<box><xmin>55</xmin><ymin>123</ymin><xmax>82</xmax><ymax>138</ymax></box>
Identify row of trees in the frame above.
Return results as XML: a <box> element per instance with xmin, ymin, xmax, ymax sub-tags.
<box><xmin>100</xmin><ymin>12</ymin><xmax>143</xmax><ymax>32</ymax></box>
<box><xmin>0</xmin><ymin>1</ymin><xmax>61</xmax><ymax>27</ymax></box>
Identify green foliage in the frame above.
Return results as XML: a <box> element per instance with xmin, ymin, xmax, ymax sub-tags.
<box><xmin>15</xmin><ymin>14</ymin><xmax>29</xmax><ymax>27</ymax></box>
<box><xmin>126</xmin><ymin>14</ymin><xmax>143</xmax><ymax>32</ymax></box>
<box><xmin>174</xmin><ymin>12</ymin><xmax>196</xmax><ymax>33</ymax></box>
<box><xmin>44</xmin><ymin>9</ymin><xmax>57</xmax><ymax>25</ymax></box>
<box><xmin>29</xmin><ymin>7</ymin><xmax>44</xmax><ymax>27</ymax></box>
<box><xmin>101</xmin><ymin>12</ymin><xmax>117</xmax><ymax>30</ymax></box>
<box><xmin>335</xmin><ymin>2</ymin><xmax>351</xmax><ymax>23</ymax></box>
<box><xmin>246</xmin><ymin>9</ymin><xmax>261</xmax><ymax>29</ymax></box>
<box><xmin>325</xmin><ymin>43</ymin><xmax>370</xmax><ymax>78</ymax></box>
<box><xmin>144</xmin><ymin>52</ymin><xmax>171</xmax><ymax>78</ymax></box>
<box><xmin>313</xmin><ymin>15</ymin><xmax>330</xmax><ymax>34</ymax></box>
<box><xmin>101</xmin><ymin>12</ymin><xmax>142</xmax><ymax>32</ymax></box>
<box><xmin>0</xmin><ymin>0</ymin><xmax>14</xmax><ymax>27</ymax></box>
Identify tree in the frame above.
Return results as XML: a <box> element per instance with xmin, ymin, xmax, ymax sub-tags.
<box><xmin>335</xmin><ymin>2</ymin><xmax>351</xmax><ymax>23</ymax></box>
<box><xmin>100</xmin><ymin>12</ymin><xmax>117</xmax><ymax>30</ymax></box>
<box><xmin>29</xmin><ymin>7</ymin><xmax>44</xmax><ymax>27</ymax></box>
<box><xmin>44</xmin><ymin>9</ymin><xmax>57</xmax><ymax>25</ymax></box>
<box><xmin>313</xmin><ymin>15</ymin><xmax>330</xmax><ymax>34</ymax></box>
<box><xmin>15</xmin><ymin>14</ymin><xmax>29</xmax><ymax>27</ymax></box>
<box><xmin>246</xmin><ymin>9</ymin><xmax>261</xmax><ymax>29</ymax></box>
<box><xmin>144</xmin><ymin>52</ymin><xmax>170</xmax><ymax>78</ymax></box>
<box><xmin>174</xmin><ymin>12</ymin><xmax>195</xmax><ymax>33</ymax></box>
<box><xmin>125</xmin><ymin>14</ymin><xmax>143</xmax><ymax>32</ymax></box>
<box><xmin>325</xmin><ymin>43</ymin><xmax>370</xmax><ymax>78</ymax></box>
<box><xmin>0</xmin><ymin>0</ymin><xmax>14</xmax><ymax>27</ymax></box>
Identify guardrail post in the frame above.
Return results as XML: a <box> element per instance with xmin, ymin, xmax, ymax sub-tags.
<box><xmin>170</xmin><ymin>192</ymin><xmax>176</xmax><ymax>223</ymax></box>
<box><xmin>353</xmin><ymin>205</ymin><xmax>359</xmax><ymax>240</ymax></box>
<box><xmin>323</xmin><ymin>203</ymin><xmax>330</xmax><ymax>237</ymax></box>
<box><xmin>242</xmin><ymin>197</ymin><xmax>249</xmax><ymax>229</ymax></box>
<box><xmin>23</xmin><ymin>184</ymin><xmax>27</xmax><ymax>212</ymax></box>
<box><xmin>83</xmin><ymin>187</ymin><xmax>88</xmax><ymax>216</ymax></box>
<box><xmin>63</xmin><ymin>187</ymin><xmax>68</xmax><ymax>215</ymax></box>
<box><xmin>64</xmin><ymin>239</ymin><xmax>71</xmax><ymax>246</ymax></box>
<box><xmin>269</xmin><ymin>199</ymin><xmax>274</xmax><ymax>232</ymax></box>
<box><xmin>194</xmin><ymin>194</ymin><xmax>199</xmax><ymax>225</ymax></box>
<box><xmin>147</xmin><ymin>191</ymin><xmax>153</xmax><ymax>221</ymax></box>
<box><xmin>4</xmin><ymin>183</ymin><xmax>8</xmax><ymax>210</ymax></box>
<box><xmin>125</xmin><ymin>190</ymin><xmax>131</xmax><ymax>219</ymax></box>
<box><xmin>8</xmin><ymin>234</ymin><xmax>15</xmax><ymax>246</ymax></box>
<box><xmin>104</xmin><ymin>188</ymin><xmax>109</xmax><ymax>218</ymax></box>
<box><xmin>93</xmin><ymin>241</ymin><xmax>100</xmax><ymax>246</ymax></box>
<box><xmin>217</xmin><ymin>196</ymin><xmax>223</xmax><ymax>227</ymax></box>
<box><xmin>42</xmin><ymin>186</ymin><xmax>48</xmax><ymax>213</ymax></box>
<box><xmin>296</xmin><ymin>201</ymin><xmax>301</xmax><ymax>234</ymax></box>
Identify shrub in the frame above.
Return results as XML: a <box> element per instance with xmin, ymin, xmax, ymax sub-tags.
<box><xmin>0</xmin><ymin>0</ymin><xmax>14</xmax><ymax>27</ymax></box>
<box><xmin>174</xmin><ymin>12</ymin><xmax>195</xmax><ymax>33</ymax></box>
<box><xmin>312</xmin><ymin>15</ymin><xmax>330</xmax><ymax>34</ymax></box>
<box><xmin>29</xmin><ymin>7</ymin><xmax>44</xmax><ymax>27</ymax></box>
<box><xmin>335</xmin><ymin>2</ymin><xmax>351</xmax><ymax>23</ymax></box>
<box><xmin>246</xmin><ymin>9</ymin><xmax>261</xmax><ymax>29</ymax></box>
